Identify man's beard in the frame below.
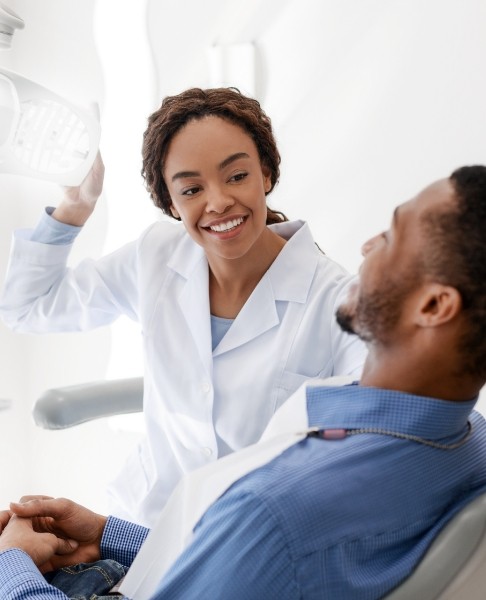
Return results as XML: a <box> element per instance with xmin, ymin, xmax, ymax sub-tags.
<box><xmin>336</xmin><ymin>279</ymin><xmax>414</xmax><ymax>344</ymax></box>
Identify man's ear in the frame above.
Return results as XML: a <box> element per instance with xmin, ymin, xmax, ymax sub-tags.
<box><xmin>415</xmin><ymin>284</ymin><xmax>462</xmax><ymax>327</ymax></box>
<box><xmin>169</xmin><ymin>204</ymin><xmax>180</xmax><ymax>219</ymax></box>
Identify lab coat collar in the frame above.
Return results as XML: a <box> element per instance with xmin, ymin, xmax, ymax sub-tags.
<box><xmin>167</xmin><ymin>221</ymin><xmax>319</xmax><ymax>357</ymax></box>
<box><xmin>214</xmin><ymin>220</ymin><xmax>319</xmax><ymax>355</ymax></box>
<box><xmin>265</xmin><ymin>220</ymin><xmax>319</xmax><ymax>303</ymax></box>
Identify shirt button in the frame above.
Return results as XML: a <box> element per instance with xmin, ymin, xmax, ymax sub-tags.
<box><xmin>201</xmin><ymin>447</ymin><xmax>213</xmax><ymax>457</ymax></box>
<box><xmin>201</xmin><ymin>382</ymin><xmax>211</xmax><ymax>393</ymax></box>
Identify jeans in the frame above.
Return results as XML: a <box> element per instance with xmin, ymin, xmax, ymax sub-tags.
<box><xmin>45</xmin><ymin>559</ymin><xmax>128</xmax><ymax>600</ymax></box>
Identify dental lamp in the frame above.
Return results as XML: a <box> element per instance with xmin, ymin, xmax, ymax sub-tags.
<box><xmin>0</xmin><ymin>3</ymin><xmax>100</xmax><ymax>185</ymax></box>
<box><xmin>0</xmin><ymin>67</ymin><xmax>101</xmax><ymax>185</ymax></box>
<box><xmin>0</xmin><ymin>2</ymin><xmax>23</xmax><ymax>50</ymax></box>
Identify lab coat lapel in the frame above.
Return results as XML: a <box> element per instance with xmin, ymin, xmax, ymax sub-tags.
<box><xmin>169</xmin><ymin>238</ymin><xmax>213</xmax><ymax>377</ymax></box>
<box><xmin>171</xmin><ymin>221</ymin><xmax>317</xmax><ymax>361</ymax></box>
<box><xmin>213</xmin><ymin>276</ymin><xmax>279</xmax><ymax>356</ymax></box>
<box><xmin>213</xmin><ymin>221</ymin><xmax>319</xmax><ymax>356</ymax></box>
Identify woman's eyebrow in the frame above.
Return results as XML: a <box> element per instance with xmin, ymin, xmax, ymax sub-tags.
<box><xmin>171</xmin><ymin>170</ymin><xmax>199</xmax><ymax>182</ymax></box>
<box><xmin>218</xmin><ymin>152</ymin><xmax>250</xmax><ymax>170</ymax></box>
<box><xmin>171</xmin><ymin>152</ymin><xmax>250</xmax><ymax>182</ymax></box>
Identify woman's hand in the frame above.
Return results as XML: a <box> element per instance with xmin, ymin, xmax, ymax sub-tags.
<box><xmin>52</xmin><ymin>151</ymin><xmax>105</xmax><ymax>226</ymax></box>
<box><xmin>8</xmin><ymin>496</ymin><xmax>107</xmax><ymax>572</ymax></box>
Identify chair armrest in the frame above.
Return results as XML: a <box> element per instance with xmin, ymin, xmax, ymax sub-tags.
<box><xmin>33</xmin><ymin>377</ymin><xmax>143</xmax><ymax>429</ymax></box>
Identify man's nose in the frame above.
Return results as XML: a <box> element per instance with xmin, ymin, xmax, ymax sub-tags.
<box><xmin>361</xmin><ymin>234</ymin><xmax>380</xmax><ymax>256</ymax></box>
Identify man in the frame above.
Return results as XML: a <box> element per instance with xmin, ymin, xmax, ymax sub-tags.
<box><xmin>1</xmin><ymin>166</ymin><xmax>486</xmax><ymax>599</ymax></box>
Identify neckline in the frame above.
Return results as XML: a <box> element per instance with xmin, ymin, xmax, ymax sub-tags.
<box><xmin>307</xmin><ymin>421</ymin><xmax>473</xmax><ymax>450</ymax></box>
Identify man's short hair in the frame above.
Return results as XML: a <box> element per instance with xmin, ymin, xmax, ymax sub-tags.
<box><xmin>422</xmin><ymin>165</ymin><xmax>486</xmax><ymax>379</ymax></box>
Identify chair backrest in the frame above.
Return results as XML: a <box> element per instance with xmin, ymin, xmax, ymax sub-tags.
<box><xmin>33</xmin><ymin>377</ymin><xmax>143</xmax><ymax>429</ymax></box>
<box><xmin>384</xmin><ymin>492</ymin><xmax>486</xmax><ymax>599</ymax></box>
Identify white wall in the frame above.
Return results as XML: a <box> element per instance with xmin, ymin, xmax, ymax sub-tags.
<box><xmin>0</xmin><ymin>0</ymin><xmax>485</xmax><ymax>511</ymax></box>
<box><xmin>0</xmin><ymin>0</ymin><xmax>146</xmax><ymax>511</ymax></box>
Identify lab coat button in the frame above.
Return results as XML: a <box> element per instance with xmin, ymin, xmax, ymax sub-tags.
<box><xmin>201</xmin><ymin>382</ymin><xmax>211</xmax><ymax>393</ymax></box>
<box><xmin>201</xmin><ymin>446</ymin><xmax>213</xmax><ymax>457</ymax></box>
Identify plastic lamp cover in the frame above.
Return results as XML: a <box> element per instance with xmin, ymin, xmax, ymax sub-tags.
<box><xmin>0</xmin><ymin>67</ymin><xmax>100</xmax><ymax>186</ymax></box>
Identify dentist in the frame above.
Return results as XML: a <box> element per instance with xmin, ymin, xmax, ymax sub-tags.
<box><xmin>0</xmin><ymin>87</ymin><xmax>366</xmax><ymax>527</ymax></box>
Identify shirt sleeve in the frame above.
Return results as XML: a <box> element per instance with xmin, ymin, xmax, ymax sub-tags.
<box><xmin>29</xmin><ymin>207</ymin><xmax>82</xmax><ymax>245</ymax></box>
<box><xmin>101</xmin><ymin>516</ymin><xmax>149</xmax><ymax>568</ymax></box>
<box><xmin>0</xmin><ymin>518</ymin><xmax>149</xmax><ymax>600</ymax></box>
<box><xmin>154</xmin><ymin>488</ymin><xmax>301</xmax><ymax>600</ymax></box>
<box><xmin>0</xmin><ymin>549</ymin><xmax>69</xmax><ymax>600</ymax></box>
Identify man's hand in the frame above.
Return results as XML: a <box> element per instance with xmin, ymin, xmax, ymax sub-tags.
<box><xmin>52</xmin><ymin>151</ymin><xmax>105</xmax><ymax>226</ymax></box>
<box><xmin>0</xmin><ymin>508</ymin><xmax>11</xmax><ymax>533</ymax></box>
<box><xmin>0</xmin><ymin>515</ymin><xmax>78</xmax><ymax>568</ymax></box>
<box><xmin>8</xmin><ymin>496</ymin><xmax>107</xmax><ymax>571</ymax></box>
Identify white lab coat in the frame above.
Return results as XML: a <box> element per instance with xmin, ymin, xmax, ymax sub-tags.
<box><xmin>0</xmin><ymin>219</ymin><xmax>366</xmax><ymax>526</ymax></box>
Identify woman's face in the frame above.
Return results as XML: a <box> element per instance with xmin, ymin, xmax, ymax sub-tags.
<box><xmin>163</xmin><ymin>115</ymin><xmax>272</xmax><ymax>262</ymax></box>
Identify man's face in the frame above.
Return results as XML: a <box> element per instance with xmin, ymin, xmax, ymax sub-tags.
<box><xmin>336</xmin><ymin>178</ymin><xmax>456</xmax><ymax>344</ymax></box>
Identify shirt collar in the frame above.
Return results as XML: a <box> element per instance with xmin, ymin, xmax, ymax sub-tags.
<box><xmin>306</xmin><ymin>384</ymin><xmax>477</xmax><ymax>441</ymax></box>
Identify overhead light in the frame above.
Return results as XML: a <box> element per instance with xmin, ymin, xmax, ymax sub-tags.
<box><xmin>0</xmin><ymin>2</ymin><xmax>24</xmax><ymax>50</ymax></box>
<box><xmin>0</xmin><ymin>67</ymin><xmax>101</xmax><ymax>185</ymax></box>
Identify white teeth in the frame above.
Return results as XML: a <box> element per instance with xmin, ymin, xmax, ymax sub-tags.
<box><xmin>209</xmin><ymin>217</ymin><xmax>244</xmax><ymax>232</ymax></box>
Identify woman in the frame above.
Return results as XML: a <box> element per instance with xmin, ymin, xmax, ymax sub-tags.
<box><xmin>0</xmin><ymin>88</ymin><xmax>365</xmax><ymax>527</ymax></box>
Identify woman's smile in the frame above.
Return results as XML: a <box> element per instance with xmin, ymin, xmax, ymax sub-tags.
<box><xmin>203</xmin><ymin>215</ymin><xmax>247</xmax><ymax>237</ymax></box>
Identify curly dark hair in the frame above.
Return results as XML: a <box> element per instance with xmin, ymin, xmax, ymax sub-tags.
<box><xmin>421</xmin><ymin>165</ymin><xmax>486</xmax><ymax>379</ymax></box>
<box><xmin>141</xmin><ymin>87</ymin><xmax>287</xmax><ymax>225</ymax></box>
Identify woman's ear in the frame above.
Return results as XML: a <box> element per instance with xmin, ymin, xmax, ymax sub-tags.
<box><xmin>415</xmin><ymin>284</ymin><xmax>462</xmax><ymax>327</ymax></box>
<box><xmin>169</xmin><ymin>204</ymin><xmax>180</xmax><ymax>219</ymax></box>
<box><xmin>262</xmin><ymin>166</ymin><xmax>272</xmax><ymax>193</ymax></box>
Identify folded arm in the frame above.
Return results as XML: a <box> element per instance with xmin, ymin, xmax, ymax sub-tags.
<box><xmin>0</xmin><ymin>496</ymin><xmax>148</xmax><ymax>600</ymax></box>
<box><xmin>0</xmin><ymin>497</ymin><xmax>107</xmax><ymax>571</ymax></box>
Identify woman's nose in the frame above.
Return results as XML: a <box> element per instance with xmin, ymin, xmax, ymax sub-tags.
<box><xmin>206</xmin><ymin>187</ymin><xmax>234</xmax><ymax>213</ymax></box>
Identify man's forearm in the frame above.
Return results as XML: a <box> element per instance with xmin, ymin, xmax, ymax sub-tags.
<box><xmin>0</xmin><ymin>516</ymin><xmax>149</xmax><ymax>600</ymax></box>
<box><xmin>0</xmin><ymin>549</ymin><xmax>69</xmax><ymax>600</ymax></box>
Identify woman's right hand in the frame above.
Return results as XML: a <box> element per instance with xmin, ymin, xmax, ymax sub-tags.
<box><xmin>52</xmin><ymin>151</ymin><xmax>105</xmax><ymax>227</ymax></box>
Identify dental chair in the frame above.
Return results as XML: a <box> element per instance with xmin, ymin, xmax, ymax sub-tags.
<box><xmin>383</xmin><ymin>491</ymin><xmax>486</xmax><ymax>599</ymax></box>
<box><xmin>33</xmin><ymin>379</ymin><xmax>486</xmax><ymax>599</ymax></box>
<box><xmin>33</xmin><ymin>377</ymin><xmax>143</xmax><ymax>429</ymax></box>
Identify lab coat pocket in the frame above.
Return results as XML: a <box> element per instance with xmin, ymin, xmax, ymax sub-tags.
<box><xmin>137</xmin><ymin>438</ymin><xmax>157</xmax><ymax>491</ymax></box>
<box><xmin>275</xmin><ymin>370</ymin><xmax>311</xmax><ymax>410</ymax></box>
<box><xmin>115</xmin><ymin>439</ymin><xmax>156</xmax><ymax>496</ymax></box>
<box><xmin>107</xmin><ymin>439</ymin><xmax>157</xmax><ymax>523</ymax></box>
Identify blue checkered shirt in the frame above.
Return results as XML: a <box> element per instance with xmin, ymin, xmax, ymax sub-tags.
<box><xmin>1</xmin><ymin>385</ymin><xmax>486</xmax><ymax>599</ymax></box>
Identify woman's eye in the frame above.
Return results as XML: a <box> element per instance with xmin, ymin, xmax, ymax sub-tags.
<box><xmin>181</xmin><ymin>186</ymin><xmax>200</xmax><ymax>196</ymax></box>
<box><xmin>229</xmin><ymin>172</ymin><xmax>248</xmax><ymax>183</ymax></box>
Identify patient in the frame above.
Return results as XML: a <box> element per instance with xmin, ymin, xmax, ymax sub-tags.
<box><xmin>1</xmin><ymin>165</ymin><xmax>486</xmax><ymax>599</ymax></box>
